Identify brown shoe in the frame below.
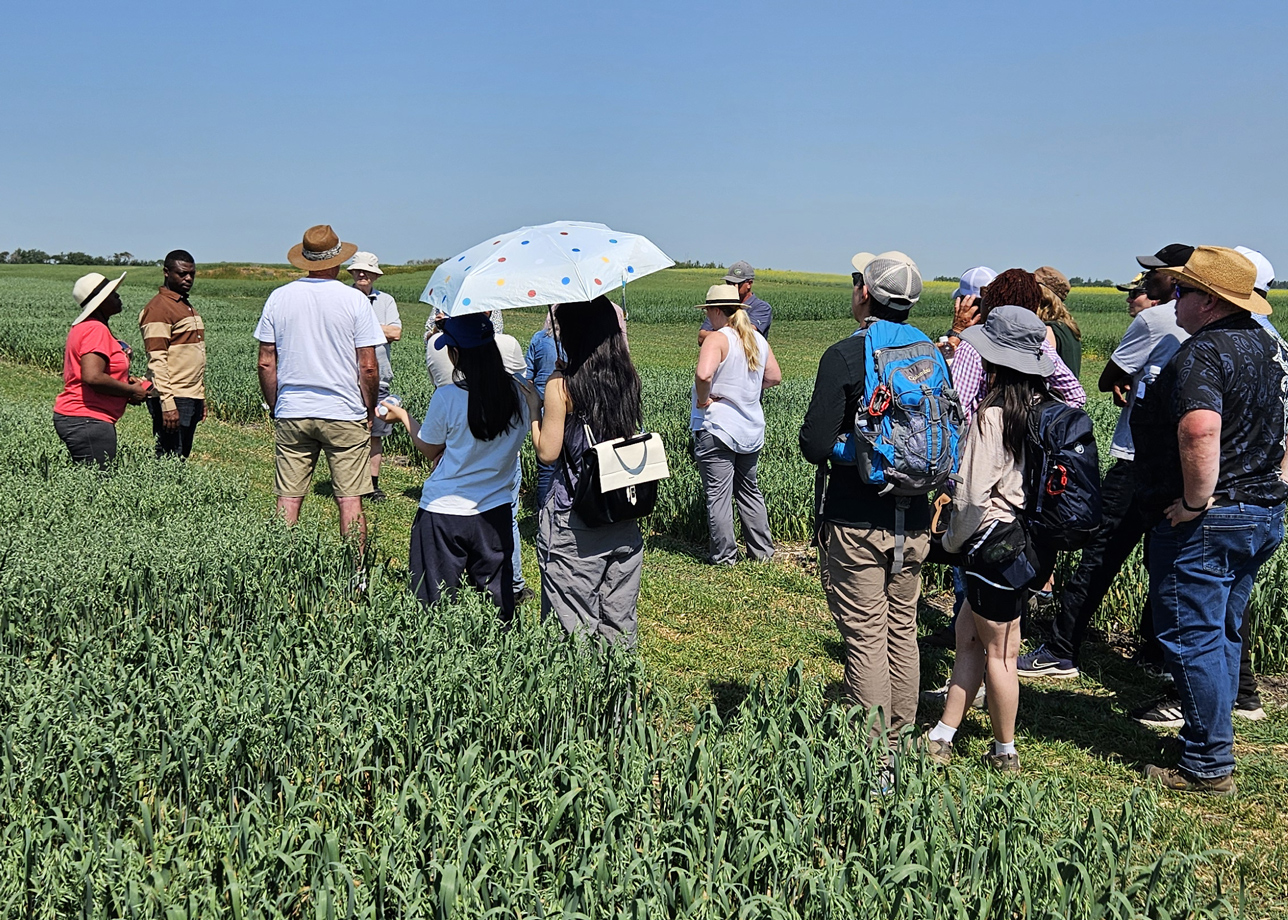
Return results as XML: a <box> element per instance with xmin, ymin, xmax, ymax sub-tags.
<box><xmin>1142</xmin><ymin>764</ymin><xmax>1236</xmax><ymax>797</ymax></box>
<box><xmin>982</xmin><ymin>750</ymin><xmax>1021</xmax><ymax>772</ymax></box>
<box><xmin>925</xmin><ymin>737</ymin><xmax>954</xmax><ymax>766</ymax></box>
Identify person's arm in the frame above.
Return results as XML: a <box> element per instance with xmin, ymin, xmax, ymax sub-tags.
<box><xmin>1165</xmin><ymin>409</ymin><xmax>1222</xmax><ymax>525</ymax></box>
<box><xmin>697</xmin><ymin>328</ymin><xmax>714</xmax><ymax>344</ymax></box>
<box><xmin>533</xmin><ymin>375</ymin><xmax>569</xmax><ymax>465</ymax></box>
<box><xmin>356</xmin><ymin>346</ymin><xmax>379</xmax><ymax>420</ymax></box>
<box><xmin>942</xmin><ymin>412</ymin><xmax>1006</xmax><ymax>554</ymax></box>
<box><xmin>379</xmin><ymin>402</ymin><xmax>445</xmax><ymax>465</ymax></box>
<box><xmin>381</xmin><ymin>324</ymin><xmax>402</xmax><ymax>341</ymax></box>
<box><xmin>1043</xmin><ymin>342</ymin><xmax>1085</xmax><ymax>407</ymax></box>
<box><xmin>81</xmin><ymin>353</ymin><xmax>149</xmax><ymax>403</ymax></box>
<box><xmin>257</xmin><ymin>343</ymin><xmax>278</xmax><ymax>414</ymax></box>
<box><xmin>1098</xmin><ymin>359</ymin><xmax>1131</xmax><ymax>394</ymax></box>
<box><xmin>693</xmin><ymin>333</ymin><xmax>728</xmax><ymax>407</ymax></box>
<box><xmin>799</xmin><ymin>346</ymin><xmax>851</xmax><ymax>464</ymax></box>
<box><xmin>945</xmin><ymin>295</ymin><xmax>981</xmax><ymax>348</ymax></box>
<box><xmin>762</xmin><ymin>345</ymin><xmax>782</xmax><ymax>389</ymax></box>
<box><xmin>140</xmin><ymin>309</ymin><xmax>178</xmax><ymax>427</ymax></box>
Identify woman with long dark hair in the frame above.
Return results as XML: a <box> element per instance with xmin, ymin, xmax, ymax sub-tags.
<box><xmin>927</xmin><ymin>306</ymin><xmax>1057</xmax><ymax>773</ymax></box>
<box><xmin>382</xmin><ymin>313</ymin><xmax>537</xmax><ymax>621</ymax></box>
<box><xmin>532</xmin><ymin>296</ymin><xmax>645</xmax><ymax>645</ymax></box>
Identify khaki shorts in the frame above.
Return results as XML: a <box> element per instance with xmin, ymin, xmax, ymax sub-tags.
<box><xmin>274</xmin><ymin>418</ymin><xmax>371</xmax><ymax>498</ymax></box>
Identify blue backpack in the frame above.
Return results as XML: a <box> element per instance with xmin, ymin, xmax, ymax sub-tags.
<box><xmin>832</xmin><ymin>320</ymin><xmax>965</xmax><ymax>496</ymax></box>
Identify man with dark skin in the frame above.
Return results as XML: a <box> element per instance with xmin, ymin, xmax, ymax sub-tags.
<box><xmin>139</xmin><ymin>249</ymin><xmax>207</xmax><ymax>458</ymax></box>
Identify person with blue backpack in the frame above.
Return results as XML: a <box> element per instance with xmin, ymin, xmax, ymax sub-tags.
<box><xmin>800</xmin><ymin>251</ymin><xmax>962</xmax><ymax>740</ymax></box>
<box><xmin>926</xmin><ymin>307</ymin><xmax>1079</xmax><ymax>773</ymax></box>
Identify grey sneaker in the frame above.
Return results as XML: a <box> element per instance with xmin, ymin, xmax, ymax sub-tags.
<box><xmin>1234</xmin><ymin>696</ymin><xmax>1267</xmax><ymax>721</ymax></box>
<box><xmin>982</xmin><ymin>750</ymin><xmax>1021</xmax><ymax>772</ymax></box>
<box><xmin>1132</xmin><ymin>697</ymin><xmax>1185</xmax><ymax>729</ymax></box>
<box><xmin>1142</xmin><ymin>764</ymin><xmax>1236</xmax><ymax>797</ymax></box>
<box><xmin>925</xmin><ymin>737</ymin><xmax>954</xmax><ymax>766</ymax></box>
<box><xmin>921</xmin><ymin>681</ymin><xmax>987</xmax><ymax>710</ymax></box>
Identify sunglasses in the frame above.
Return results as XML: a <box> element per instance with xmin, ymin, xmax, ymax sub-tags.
<box><xmin>1173</xmin><ymin>282</ymin><xmax>1203</xmax><ymax>301</ymax></box>
<box><xmin>852</xmin><ymin>272</ymin><xmax>864</xmax><ymax>287</ymax></box>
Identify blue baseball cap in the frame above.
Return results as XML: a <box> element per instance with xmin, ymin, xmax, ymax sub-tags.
<box><xmin>953</xmin><ymin>266</ymin><xmax>997</xmax><ymax>300</ymax></box>
<box><xmin>434</xmin><ymin>313</ymin><xmax>496</xmax><ymax>350</ymax></box>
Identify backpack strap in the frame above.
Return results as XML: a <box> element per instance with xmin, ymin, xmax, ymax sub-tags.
<box><xmin>892</xmin><ymin>495</ymin><xmax>909</xmax><ymax>575</ymax></box>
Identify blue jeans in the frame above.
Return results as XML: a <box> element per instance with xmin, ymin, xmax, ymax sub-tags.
<box><xmin>1148</xmin><ymin>503</ymin><xmax>1284</xmax><ymax>778</ymax></box>
<box><xmin>510</xmin><ymin>463</ymin><xmax>526</xmax><ymax>593</ymax></box>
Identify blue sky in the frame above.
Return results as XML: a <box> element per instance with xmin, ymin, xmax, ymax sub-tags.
<box><xmin>2</xmin><ymin>1</ymin><xmax>1284</xmax><ymax>280</ymax></box>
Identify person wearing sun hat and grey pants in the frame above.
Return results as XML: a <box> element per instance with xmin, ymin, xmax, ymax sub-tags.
<box><xmin>799</xmin><ymin>251</ymin><xmax>930</xmax><ymax>740</ymax></box>
<box><xmin>346</xmin><ymin>251</ymin><xmax>402</xmax><ymax>502</ymax></box>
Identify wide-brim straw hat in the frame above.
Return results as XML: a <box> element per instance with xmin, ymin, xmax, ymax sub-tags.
<box><xmin>1157</xmin><ymin>246</ymin><xmax>1272</xmax><ymax>316</ymax></box>
<box><xmin>287</xmin><ymin>224</ymin><xmax>358</xmax><ymax>272</ymax></box>
<box><xmin>694</xmin><ymin>283</ymin><xmax>743</xmax><ymax>310</ymax></box>
<box><xmin>960</xmin><ymin>305</ymin><xmax>1055</xmax><ymax>378</ymax></box>
<box><xmin>71</xmin><ymin>271</ymin><xmax>126</xmax><ymax>325</ymax></box>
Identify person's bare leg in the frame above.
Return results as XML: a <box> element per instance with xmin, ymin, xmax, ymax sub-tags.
<box><xmin>975</xmin><ymin>613</ymin><xmax>1023</xmax><ymax>743</ymax></box>
<box><xmin>941</xmin><ymin>600</ymin><xmax>985</xmax><ymax>729</ymax></box>
<box><xmin>336</xmin><ymin>496</ymin><xmax>367</xmax><ymax>550</ymax></box>
<box><xmin>368</xmin><ymin>437</ymin><xmax>382</xmax><ymax>481</ymax></box>
<box><xmin>276</xmin><ymin>496</ymin><xmax>304</xmax><ymax>525</ymax></box>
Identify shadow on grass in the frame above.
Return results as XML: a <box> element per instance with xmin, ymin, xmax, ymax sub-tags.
<box><xmin>708</xmin><ymin>679</ymin><xmax>750</xmax><ymax>719</ymax></box>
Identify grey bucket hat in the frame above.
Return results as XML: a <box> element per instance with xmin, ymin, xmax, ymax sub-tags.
<box><xmin>959</xmin><ymin>306</ymin><xmax>1054</xmax><ymax>377</ymax></box>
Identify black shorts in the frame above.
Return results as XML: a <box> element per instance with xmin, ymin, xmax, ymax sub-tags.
<box><xmin>963</xmin><ymin>533</ymin><xmax>1056</xmax><ymax>623</ymax></box>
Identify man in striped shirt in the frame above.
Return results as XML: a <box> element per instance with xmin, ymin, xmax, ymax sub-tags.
<box><xmin>139</xmin><ymin>249</ymin><xmax>206</xmax><ymax>458</ymax></box>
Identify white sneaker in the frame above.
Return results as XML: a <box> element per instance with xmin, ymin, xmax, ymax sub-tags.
<box><xmin>921</xmin><ymin>681</ymin><xmax>986</xmax><ymax>710</ymax></box>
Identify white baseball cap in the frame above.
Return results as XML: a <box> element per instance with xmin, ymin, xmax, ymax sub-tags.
<box><xmin>1234</xmin><ymin>246</ymin><xmax>1274</xmax><ymax>295</ymax></box>
<box><xmin>953</xmin><ymin>266</ymin><xmax>997</xmax><ymax>300</ymax></box>
<box><xmin>347</xmin><ymin>251</ymin><xmax>383</xmax><ymax>276</ymax></box>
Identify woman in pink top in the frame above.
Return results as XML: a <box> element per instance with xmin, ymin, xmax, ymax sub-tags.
<box><xmin>53</xmin><ymin>272</ymin><xmax>150</xmax><ymax>465</ymax></box>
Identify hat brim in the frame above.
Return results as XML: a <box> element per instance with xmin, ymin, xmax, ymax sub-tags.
<box><xmin>851</xmin><ymin>252</ymin><xmax>876</xmax><ymax>274</ymax></box>
<box><xmin>695</xmin><ymin>299</ymin><xmax>743</xmax><ymax>309</ymax></box>
<box><xmin>1157</xmin><ymin>267</ymin><xmax>1272</xmax><ymax>316</ymax></box>
<box><xmin>722</xmin><ymin>275</ymin><xmax>753</xmax><ymax>284</ymax></box>
<box><xmin>287</xmin><ymin>241</ymin><xmax>359</xmax><ymax>272</ymax></box>
<box><xmin>960</xmin><ymin>325</ymin><xmax>1055</xmax><ymax>377</ymax></box>
<box><xmin>72</xmin><ymin>272</ymin><xmax>126</xmax><ymax>326</ymax></box>
<box><xmin>346</xmin><ymin>265</ymin><xmax>383</xmax><ymax>276</ymax></box>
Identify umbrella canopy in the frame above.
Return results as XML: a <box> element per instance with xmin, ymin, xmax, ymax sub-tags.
<box><xmin>420</xmin><ymin>221</ymin><xmax>674</xmax><ymax>316</ymax></box>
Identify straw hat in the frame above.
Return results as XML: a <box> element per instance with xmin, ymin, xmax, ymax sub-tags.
<box><xmin>287</xmin><ymin>225</ymin><xmax>358</xmax><ymax>272</ymax></box>
<box><xmin>1156</xmin><ymin>246</ymin><xmax>1271</xmax><ymax>316</ymax></box>
<box><xmin>71</xmin><ymin>271</ymin><xmax>126</xmax><ymax>325</ymax></box>
<box><xmin>694</xmin><ymin>284</ymin><xmax>743</xmax><ymax>310</ymax></box>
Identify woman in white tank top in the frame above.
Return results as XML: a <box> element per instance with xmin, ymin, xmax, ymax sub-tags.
<box><xmin>690</xmin><ymin>284</ymin><xmax>783</xmax><ymax>565</ymax></box>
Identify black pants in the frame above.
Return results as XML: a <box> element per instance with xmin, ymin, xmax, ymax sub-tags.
<box><xmin>1050</xmin><ymin>459</ymin><xmax>1161</xmax><ymax>662</ymax></box>
<box><xmin>147</xmin><ymin>397</ymin><xmax>203</xmax><ymax>459</ymax></box>
<box><xmin>52</xmin><ymin>413</ymin><xmax>117</xmax><ymax>467</ymax></box>
<box><xmin>409</xmin><ymin>505</ymin><xmax>515</xmax><ymax>622</ymax></box>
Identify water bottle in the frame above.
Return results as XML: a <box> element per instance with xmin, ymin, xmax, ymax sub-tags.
<box><xmin>1135</xmin><ymin>365</ymin><xmax>1162</xmax><ymax>401</ymax></box>
<box><xmin>376</xmin><ymin>394</ymin><xmax>402</xmax><ymax>418</ymax></box>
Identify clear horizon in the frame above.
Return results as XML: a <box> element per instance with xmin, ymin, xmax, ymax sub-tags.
<box><xmin>2</xmin><ymin>0</ymin><xmax>1284</xmax><ymax>283</ymax></box>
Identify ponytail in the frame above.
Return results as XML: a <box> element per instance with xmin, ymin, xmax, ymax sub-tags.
<box><xmin>724</xmin><ymin>307</ymin><xmax>762</xmax><ymax>371</ymax></box>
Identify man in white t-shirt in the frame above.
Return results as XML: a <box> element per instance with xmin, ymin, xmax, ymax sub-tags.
<box><xmin>1021</xmin><ymin>248</ymin><xmax>1190</xmax><ymax>680</ymax></box>
<box><xmin>255</xmin><ymin>225</ymin><xmax>386</xmax><ymax>547</ymax></box>
<box><xmin>347</xmin><ymin>252</ymin><xmax>402</xmax><ymax>502</ymax></box>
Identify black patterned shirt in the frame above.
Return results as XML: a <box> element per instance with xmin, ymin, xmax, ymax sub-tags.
<box><xmin>1133</xmin><ymin>312</ymin><xmax>1288</xmax><ymax>512</ymax></box>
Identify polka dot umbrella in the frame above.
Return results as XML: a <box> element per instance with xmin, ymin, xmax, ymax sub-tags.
<box><xmin>419</xmin><ymin>220</ymin><xmax>674</xmax><ymax>317</ymax></box>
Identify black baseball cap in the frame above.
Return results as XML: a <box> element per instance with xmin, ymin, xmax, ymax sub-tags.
<box><xmin>1137</xmin><ymin>243</ymin><xmax>1194</xmax><ymax>270</ymax></box>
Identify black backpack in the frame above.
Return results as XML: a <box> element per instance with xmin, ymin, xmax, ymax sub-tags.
<box><xmin>1023</xmin><ymin>400</ymin><xmax>1102</xmax><ymax>550</ymax></box>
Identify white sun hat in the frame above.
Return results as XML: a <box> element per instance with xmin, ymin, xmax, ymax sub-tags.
<box><xmin>347</xmin><ymin>251</ymin><xmax>383</xmax><ymax>275</ymax></box>
<box><xmin>71</xmin><ymin>271</ymin><xmax>126</xmax><ymax>325</ymax></box>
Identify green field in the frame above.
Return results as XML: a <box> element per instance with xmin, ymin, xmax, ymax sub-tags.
<box><xmin>2</xmin><ymin>263</ymin><xmax>1287</xmax><ymax>916</ymax></box>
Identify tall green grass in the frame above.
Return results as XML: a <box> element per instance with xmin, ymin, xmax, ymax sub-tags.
<box><xmin>0</xmin><ymin>407</ymin><xmax>1245</xmax><ymax>918</ymax></box>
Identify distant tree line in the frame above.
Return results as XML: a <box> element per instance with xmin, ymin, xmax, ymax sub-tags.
<box><xmin>0</xmin><ymin>249</ymin><xmax>155</xmax><ymax>266</ymax></box>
